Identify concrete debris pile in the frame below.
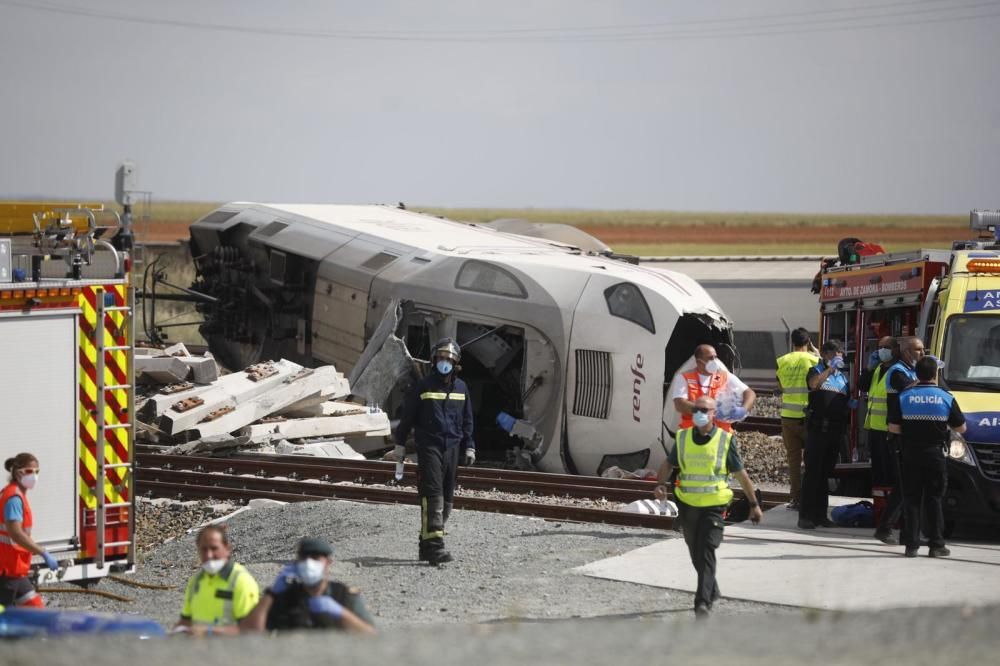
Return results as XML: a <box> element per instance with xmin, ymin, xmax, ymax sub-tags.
<box><xmin>135</xmin><ymin>342</ymin><xmax>220</xmax><ymax>385</ymax></box>
<box><xmin>135</xmin><ymin>355</ymin><xmax>391</xmax><ymax>459</ymax></box>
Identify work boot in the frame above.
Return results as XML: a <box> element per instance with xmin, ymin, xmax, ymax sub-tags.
<box><xmin>419</xmin><ymin>537</ymin><xmax>453</xmax><ymax>565</ymax></box>
<box><xmin>694</xmin><ymin>604</ymin><xmax>710</xmax><ymax>620</ymax></box>
<box><xmin>904</xmin><ymin>547</ymin><xmax>919</xmax><ymax>558</ymax></box>
<box><xmin>797</xmin><ymin>519</ymin><xmax>817</xmax><ymax>530</ymax></box>
<box><xmin>874</xmin><ymin>529</ymin><xmax>899</xmax><ymax>545</ymax></box>
<box><xmin>928</xmin><ymin>546</ymin><xmax>951</xmax><ymax>558</ymax></box>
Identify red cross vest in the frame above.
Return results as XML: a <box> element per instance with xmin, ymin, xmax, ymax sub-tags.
<box><xmin>0</xmin><ymin>482</ymin><xmax>33</xmax><ymax>577</ymax></box>
<box><xmin>678</xmin><ymin>371</ymin><xmax>733</xmax><ymax>433</ymax></box>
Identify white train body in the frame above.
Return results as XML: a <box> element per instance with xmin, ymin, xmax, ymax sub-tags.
<box><xmin>189</xmin><ymin>204</ymin><xmax>734</xmax><ymax>475</ymax></box>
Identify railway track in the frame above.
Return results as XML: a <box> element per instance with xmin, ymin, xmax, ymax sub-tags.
<box><xmin>135</xmin><ymin>451</ymin><xmax>789</xmax><ymax>530</ymax></box>
<box><xmin>733</xmin><ymin>416</ymin><xmax>782</xmax><ymax>436</ymax></box>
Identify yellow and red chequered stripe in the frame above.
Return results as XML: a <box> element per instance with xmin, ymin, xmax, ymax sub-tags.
<box><xmin>77</xmin><ymin>284</ymin><xmax>130</xmax><ymax>510</ymax></box>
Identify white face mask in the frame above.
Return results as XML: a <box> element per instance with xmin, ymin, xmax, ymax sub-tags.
<box><xmin>877</xmin><ymin>348</ymin><xmax>894</xmax><ymax>363</ymax></box>
<box><xmin>693</xmin><ymin>411</ymin><xmax>712</xmax><ymax>428</ymax></box>
<box><xmin>201</xmin><ymin>558</ymin><xmax>227</xmax><ymax>575</ymax></box>
<box><xmin>297</xmin><ymin>558</ymin><xmax>326</xmax><ymax>587</ymax></box>
<box><xmin>19</xmin><ymin>473</ymin><xmax>37</xmax><ymax>490</ymax></box>
<box><xmin>704</xmin><ymin>359</ymin><xmax>722</xmax><ymax>374</ymax></box>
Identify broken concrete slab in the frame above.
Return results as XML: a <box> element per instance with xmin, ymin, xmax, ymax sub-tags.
<box><xmin>184</xmin><ymin>366</ymin><xmax>350</xmax><ymax>439</ymax></box>
<box><xmin>159</xmin><ymin>359</ymin><xmax>304</xmax><ymax>435</ymax></box>
<box><xmin>179</xmin><ymin>353</ymin><xmax>219</xmax><ymax>384</ymax></box>
<box><xmin>241</xmin><ymin>411</ymin><xmax>391</xmax><ymax>442</ymax></box>
<box><xmin>348</xmin><ymin>299</ymin><xmax>416</xmax><ymax>407</ymax></box>
<box><xmin>164</xmin><ymin>434</ymin><xmax>251</xmax><ymax>456</ymax></box>
<box><xmin>136</xmin><ymin>356</ymin><xmax>190</xmax><ymax>384</ymax></box>
<box><xmin>274</xmin><ymin>439</ymin><xmax>365</xmax><ymax>460</ymax></box>
<box><xmin>140</xmin><ymin>382</ymin><xmax>216</xmax><ymax>421</ymax></box>
<box><xmin>280</xmin><ymin>399</ymin><xmax>367</xmax><ymax>419</ymax></box>
<box><xmin>276</xmin><ymin>373</ymin><xmax>351</xmax><ymax>415</ymax></box>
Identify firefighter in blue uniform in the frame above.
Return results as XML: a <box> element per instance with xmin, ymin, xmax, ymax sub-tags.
<box><xmin>395</xmin><ymin>338</ymin><xmax>475</xmax><ymax>565</ymax></box>
<box><xmin>891</xmin><ymin>356</ymin><xmax>965</xmax><ymax>557</ymax></box>
<box><xmin>798</xmin><ymin>339</ymin><xmax>851</xmax><ymax>529</ymax></box>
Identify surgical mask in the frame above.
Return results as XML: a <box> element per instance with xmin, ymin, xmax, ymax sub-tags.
<box><xmin>297</xmin><ymin>558</ymin><xmax>325</xmax><ymax>587</ymax></box>
<box><xmin>435</xmin><ymin>360</ymin><xmax>454</xmax><ymax>375</ymax></box>
<box><xmin>877</xmin><ymin>348</ymin><xmax>894</xmax><ymax>363</ymax></box>
<box><xmin>693</xmin><ymin>411</ymin><xmax>712</xmax><ymax>427</ymax></box>
<box><xmin>201</xmin><ymin>558</ymin><xmax>226</xmax><ymax>575</ymax></box>
<box><xmin>704</xmin><ymin>359</ymin><xmax>722</xmax><ymax>374</ymax></box>
<box><xmin>19</xmin><ymin>473</ymin><xmax>37</xmax><ymax>490</ymax></box>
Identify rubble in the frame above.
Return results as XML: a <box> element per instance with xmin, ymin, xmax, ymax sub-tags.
<box><xmin>136</xmin><ymin>342</ymin><xmax>220</xmax><ymax>385</ymax></box>
<box><xmin>136</xmin><ymin>347</ymin><xmax>391</xmax><ymax>460</ymax></box>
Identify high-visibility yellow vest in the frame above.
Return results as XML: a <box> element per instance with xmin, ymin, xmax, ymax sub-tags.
<box><xmin>864</xmin><ymin>364</ymin><xmax>889</xmax><ymax>432</ymax></box>
<box><xmin>674</xmin><ymin>427</ymin><xmax>734</xmax><ymax>507</ymax></box>
<box><xmin>776</xmin><ymin>351</ymin><xmax>818</xmax><ymax>419</ymax></box>
<box><xmin>181</xmin><ymin>561</ymin><xmax>259</xmax><ymax>626</ymax></box>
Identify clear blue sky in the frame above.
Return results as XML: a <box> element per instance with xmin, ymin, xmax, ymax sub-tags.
<box><xmin>1</xmin><ymin>0</ymin><xmax>997</xmax><ymax>213</ymax></box>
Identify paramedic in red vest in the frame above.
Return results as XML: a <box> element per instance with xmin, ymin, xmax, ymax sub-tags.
<box><xmin>1</xmin><ymin>453</ymin><xmax>59</xmax><ymax>608</ymax></box>
<box><xmin>673</xmin><ymin>344</ymin><xmax>756</xmax><ymax>432</ymax></box>
<box><xmin>654</xmin><ymin>395</ymin><xmax>763</xmax><ymax>619</ymax></box>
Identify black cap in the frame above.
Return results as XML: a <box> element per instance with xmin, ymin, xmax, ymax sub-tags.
<box><xmin>297</xmin><ymin>537</ymin><xmax>333</xmax><ymax>558</ymax></box>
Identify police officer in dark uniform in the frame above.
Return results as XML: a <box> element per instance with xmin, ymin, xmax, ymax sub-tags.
<box><xmin>799</xmin><ymin>339</ymin><xmax>851</xmax><ymax>529</ymax></box>
<box><xmin>882</xmin><ymin>336</ymin><xmax>924</xmax><ymax>546</ymax></box>
<box><xmin>245</xmin><ymin>537</ymin><xmax>375</xmax><ymax>634</ymax></box>
<box><xmin>395</xmin><ymin>338</ymin><xmax>475</xmax><ymax>565</ymax></box>
<box><xmin>891</xmin><ymin>356</ymin><xmax>965</xmax><ymax>558</ymax></box>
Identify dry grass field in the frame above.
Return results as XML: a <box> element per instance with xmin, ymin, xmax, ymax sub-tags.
<box><xmin>4</xmin><ymin>199</ymin><xmax>970</xmax><ymax>256</ymax></box>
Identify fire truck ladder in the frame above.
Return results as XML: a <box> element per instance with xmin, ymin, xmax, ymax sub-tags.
<box><xmin>93</xmin><ymin>286</ymin><xmax>135</xmax><ymax>569</ymax></box>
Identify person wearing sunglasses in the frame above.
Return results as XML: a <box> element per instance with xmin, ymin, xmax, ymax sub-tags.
<box><xmin>1</xmin><ymin>452</ymin><xmax>59</xmax><ymax>608</ymax></box>
<box><xmin>654</xmin><ymin>396</ymin><xmax>763</xmax><ymax>618</ymax></box>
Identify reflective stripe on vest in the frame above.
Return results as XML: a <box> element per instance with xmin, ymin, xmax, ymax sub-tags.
<box><xmin>0</xmin><ymin>483</ymin><xmax>33</xmax><ymax>578</ymax></box>
<box><xmin>864</xmin><ymin>365</ymin><xmax>889</xmax><ymax>431</ymax></box>
<box><xmin>776</xmin><ymin>351</ymin><xmax>817</xmax><ymax>418</ymax></box>
<box><xmin>420</xmin><ymin>392</ymin><xmax>466</xmax><ymax>401</ymax></box>
<box><xmin>900</xmin><ymin>385</ymin><xmax>954</xmax><ymax>422</ymax></box>
<box><xmin>674</xmin><ymin>427</ymin><xmax>734</xmax><ymax>507</ymax></box>
<box><xmin>678</xmin><ymin>371</ymin><xmax>733</xmax><ymax>432</ymax></box>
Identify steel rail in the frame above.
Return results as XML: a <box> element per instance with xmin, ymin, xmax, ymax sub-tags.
<box><xmin>136</xmin><ymin>452</ymin><xmax>790</xmax><ymax>507</ymax></box>
<box><xmin>136</xmin><ymin>469</ymin><xmax>677</xmax><ymax>530</ymax></box>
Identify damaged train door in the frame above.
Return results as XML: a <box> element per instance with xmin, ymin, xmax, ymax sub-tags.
<box><xmin>566</xmin><ymin>277</ymin><xmax>666</xmax><ymax>476</ymax></box>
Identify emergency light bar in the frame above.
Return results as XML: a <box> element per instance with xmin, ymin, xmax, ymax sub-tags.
<box><xmin>966</xmin><ymin>258</ymin><xmax>1000</xmax><ymax>274</ymax></box>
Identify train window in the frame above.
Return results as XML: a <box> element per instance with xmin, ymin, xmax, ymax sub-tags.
<box><xmin>456</xmin><ymin>260</ymin><xmax>527</xmax><ymax>299</ymax></box>
<box><xmin>604</xmin><ymin>282</ymin><xmax>655</xmax><ymax>334</ymax></box>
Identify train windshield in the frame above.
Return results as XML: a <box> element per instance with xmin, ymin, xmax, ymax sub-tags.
<box><xmin>943</xmin><ymin>315</ymin><xmax>1000</xmax><ymax>391</ymax></box>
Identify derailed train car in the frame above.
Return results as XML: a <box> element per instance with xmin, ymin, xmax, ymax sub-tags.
<box><xmin>187</xmin><ymin>204</ymin><xmax>735</xmax><ymax>475</ymax></box>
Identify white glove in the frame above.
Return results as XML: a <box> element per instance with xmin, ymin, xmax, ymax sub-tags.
<box><xmin>393</xmin><ymin>445</ymin><xmax>406</xmax><ymax>461</ymax></box>
<box><xmin>464</xmin><ymin>448</ymin><xmax>476</xmax><ymax>465</ymax></box>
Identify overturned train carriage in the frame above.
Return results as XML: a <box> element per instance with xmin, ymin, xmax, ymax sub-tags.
<box><xmin>188</xmin><ymin>204</ymin><xmax>734</xmax><ymax>475</ymax></box>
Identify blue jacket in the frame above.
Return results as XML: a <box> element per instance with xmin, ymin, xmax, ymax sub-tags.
<box><xmin>395</xmin><ymin>372</ymin><xmax>475</xmax><ymax>451</ymax></box>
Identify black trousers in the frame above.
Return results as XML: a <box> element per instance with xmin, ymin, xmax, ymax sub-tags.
<box><xmin>870</xmin><ymin>430</ymin><xmax>905</xmax><ymax>532</ymax></box>
<box><xmin>417</xmin><ymin>445</ymin><xmax>459</xmax><ymax>544</ymax></box>
<box><xmin>799</xmin><ymin>425</ymin><xmax>843</xmax><ymax>524</ymax></box>
<box><xmin>901</xmin><ymin>447</ymin><xmax>948</xmax><ymax>550</ymax></box>
<box><xmin>677</xmin><ymin>500</ymin><xmax>725</xmax><ymax>610</ymax></box>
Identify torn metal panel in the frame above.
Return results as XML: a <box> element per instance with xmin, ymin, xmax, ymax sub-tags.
<box><xmin>348</xmin><ymin>299</ymin><xmax>416</xmax><ymax>407</ymax></box>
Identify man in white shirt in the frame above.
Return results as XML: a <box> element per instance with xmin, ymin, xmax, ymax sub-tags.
<box><xmin>672</xmin><ymin>344</ymin><xmax>755</xmax><ymax>433</ymax></box>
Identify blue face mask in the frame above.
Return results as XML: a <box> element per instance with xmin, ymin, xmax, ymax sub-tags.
<box><xmin>878</xmin><ymin>348</ymin><xmax>894</xmax><ymax>363</ymax></box>
<box><xmin>692</xmin><ymin>411</ymin><xmax>711</xmax><ymax>427</ymax></box>
<box><xmin>436</xmin><ymin>360</ymin><xmax>454</xmax><ymax>375</ymax></box>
